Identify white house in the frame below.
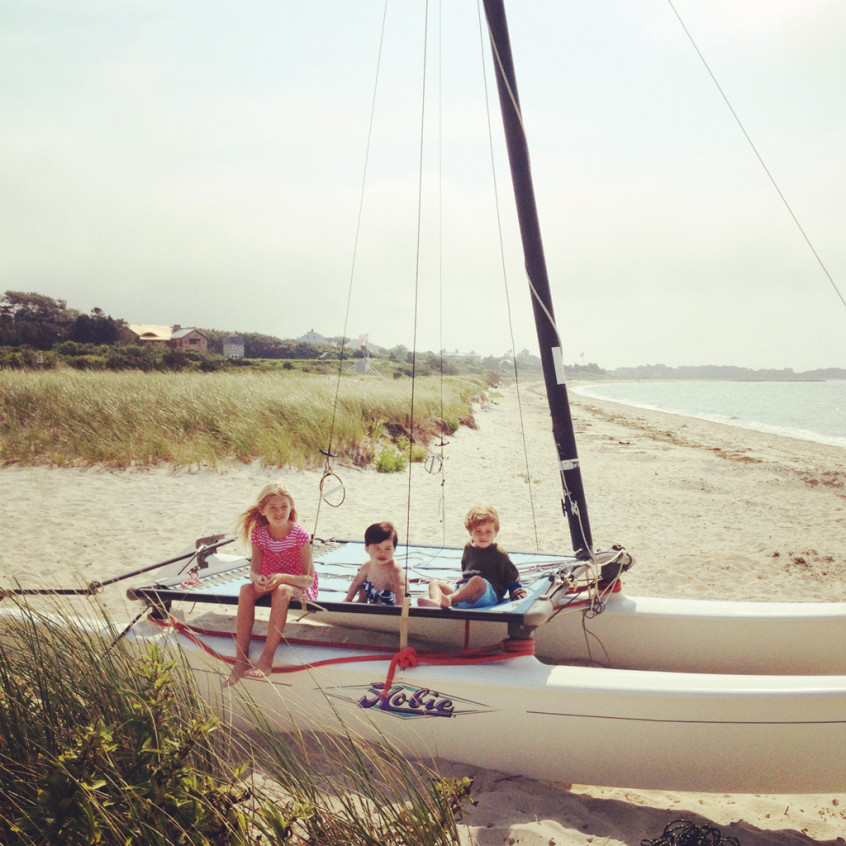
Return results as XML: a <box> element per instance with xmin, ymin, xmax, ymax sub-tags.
<box><xmin>297</xmin><ymin>329</ymin><xmax>331</xmax><ymax>346</ymax></box>
<box><xmin>223</xmin><ymin>335</ymin><xmax>245</xmax><ymax>358</ymax></box>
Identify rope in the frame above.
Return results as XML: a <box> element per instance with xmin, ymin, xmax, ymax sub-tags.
<box><xmin>641</xmin><ymin>819</ymin><xmax>742</xmax><ymax>846</ymax></box>
<box><xmin>381</xmin><ymin>645</ymin><xmax>420</xmax><ymax>697</ymax></box>
<box><xmin>667</xmin><ymin>0</ymin><xmax>845</xmax><ymax>315</ymax></box>
<box><xmin>399</xmin><ymin>0</ymin><xmax>431</xmax><ymax>623</ymax></box>
<box><xmin>179</xmin><ymin>567</ymin><xmax>201</xmax><ymax>590</ymax></box>
<box><xmin>435</xmin><ymin>0</ymin><xmax>448</xmax><ymax>546</ymax></box>
<box><xmin>156</xmin><ymin>616</ymin><xmax>535</xmax><ymax>693</ymax></box>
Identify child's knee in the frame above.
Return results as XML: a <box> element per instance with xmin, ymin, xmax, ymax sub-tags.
<box><xmin>466</xmin><ymin>576</ymin><xmax>486</xmax><ymax>595</ymax></box>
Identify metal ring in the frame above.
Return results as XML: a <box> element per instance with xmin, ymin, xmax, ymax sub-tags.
<box><xmin>424</xmin><ymin>453</ymin><xmax>443</xmax><ymax>475</ymax></box>
<box><xmin>320</xmin><ymin>472</ymin><xmax>346</xmax><ymax>507</ymax></box>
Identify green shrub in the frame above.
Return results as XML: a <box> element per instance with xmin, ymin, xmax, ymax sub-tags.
<box><xmin>0</xmin><ymin>611</ymin><xmax>258</xmax><ymax>844</ymax></box>
<box><xmin>375</xmin><ymin>444</ymin><xmax>408</xmax><ymax>473</ymax></box>
<box><xmin>396</xmin><ymin>435</ymin><xmax>427</xmax><ymax>463</ymax></box>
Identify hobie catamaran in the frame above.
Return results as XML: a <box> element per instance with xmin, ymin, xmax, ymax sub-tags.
<box><xmin>8</xmin><ymin>2</ymin><xmax>846</xmax><ymax>793</ymax></box>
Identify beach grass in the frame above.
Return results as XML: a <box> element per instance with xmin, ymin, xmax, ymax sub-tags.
<box><xmin>0</xmin><ymin>369</ymin><xmax>484</xmax><ymax>469</ymax></box>
<box><xmin>0</xmin><ymin>596</ymin><xmax>468</xmax><ymax>844</ymax></box>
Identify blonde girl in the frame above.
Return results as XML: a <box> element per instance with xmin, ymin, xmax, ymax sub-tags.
<box><xmin>225</xmin><ymin>483</ymin><xmax>317</xmax><ymax>686</ymax></box>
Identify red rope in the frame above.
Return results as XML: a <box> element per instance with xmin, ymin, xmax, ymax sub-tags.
<box><xmin>149</xmin><ymin>615</ymin><xmax>535</xmax><ymax>688</ymax></box>
<box><xmin>179</xmin><ymin>567</ymin><xmax>201</xmax><ymax>590</ymax></box>
<box><xmin>381</xmin><ymin>646</ymin><xmax>419</xmax><ymax>698</ymax></box>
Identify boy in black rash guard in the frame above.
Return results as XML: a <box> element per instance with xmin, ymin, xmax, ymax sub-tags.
<box><xmin>419</xmin><ymin>505</ymin><xmax>527</xmax><ymax>609</ymax></box>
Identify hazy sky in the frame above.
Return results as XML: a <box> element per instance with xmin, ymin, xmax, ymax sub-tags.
<box><xmin>2</xmin><ymin>1</ymin><xmax>844</xmax><ymax>370</ymax></box>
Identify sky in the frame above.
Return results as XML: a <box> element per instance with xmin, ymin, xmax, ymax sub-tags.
<box><xmin>2</xmin><ymin>1</ymin><xmax>845</xmax><ymax>371</ymax></box>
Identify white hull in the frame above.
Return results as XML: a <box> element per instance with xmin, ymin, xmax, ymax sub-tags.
<box><xmin>131</xmin><ymin>618</ymin><xmax>846</xmax><ymax>794</ymax></box>
<box><xmin>315</xmin><ymin>592</ymin><xmax>846</xmax><ymax>675</ymax></box>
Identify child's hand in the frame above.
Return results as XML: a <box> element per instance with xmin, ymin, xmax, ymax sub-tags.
<box><xmin>251</xmin><ymin>573</ymin><xmax>271</xmax><ymax>591</ymax></box>
<box><xmin>511</xmin><ymin>588</ymin><xmax>527</xmax><ymax>600</ymax></box>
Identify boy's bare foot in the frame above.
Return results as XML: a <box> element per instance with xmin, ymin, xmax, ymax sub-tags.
<box><xmin>417</xmin><ymin>597</ymin><xmax>441</xmax><ymax>607</ymax></box>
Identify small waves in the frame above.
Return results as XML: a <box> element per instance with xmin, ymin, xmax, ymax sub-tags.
<box><xmin>572</xmin><ymin>380</ymin><xmax>846</xmax><ymax>450</ymax></box>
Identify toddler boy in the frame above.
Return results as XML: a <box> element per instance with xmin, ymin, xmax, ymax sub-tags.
<box><xmin>420</xmin><ymin>505</ymin><xmax>526</xmax><ymax>608</ymax></box>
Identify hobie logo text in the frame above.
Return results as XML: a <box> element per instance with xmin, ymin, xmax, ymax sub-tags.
<box><xmin>359</xmin><ymin>683</ymin><xmax>454</xmax><ymax>718</ymax></box>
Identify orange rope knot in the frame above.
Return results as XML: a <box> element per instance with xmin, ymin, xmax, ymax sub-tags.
<box><xmin>395</xmin><ymin>646</ymin><xmax>419</xmax><ymax>669</ymax></box>
<box><xmin>381</xmin><ymin>646</ymin><xmax>419</xmax><ymax>699</ymax></box>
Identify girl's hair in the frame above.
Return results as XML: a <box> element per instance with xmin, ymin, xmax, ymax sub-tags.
<box><xmin>464</xmin><ymin>504</ymin><xmax>499</xmax><ymax>533</ymax></box>
<box><xmin>364</xmin><ymin>521</ymin><xmax>398</xmax><ymax>548</ymax></box>
<box><xmin>237</xmin><ymin>483</ymin><xmax>298</xmax><ymax>545</ymax></box>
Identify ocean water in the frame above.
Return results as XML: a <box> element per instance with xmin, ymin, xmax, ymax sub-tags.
<box><xmin>571</xmin><ymin>380</ymin><xmax>846</xmax><ymax>449</ymax></box>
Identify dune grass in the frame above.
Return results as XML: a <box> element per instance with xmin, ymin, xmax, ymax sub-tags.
<box><xmin>0</xmin><ymin>597</ymin><xmax>470</xmax><ymax>844</ymax></box>
<box><xmin>0</xmin><ymin>370</ymin><xmax>483</xmax><ymax>469</ymax></box>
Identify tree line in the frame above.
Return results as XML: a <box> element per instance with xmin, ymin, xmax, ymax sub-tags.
<box><xmin>0</xmin><ymin>291</ymin><xmax>465</xmax><ymax>375</ymax></box>
<box><xmin>0</xmin><ymin>291</ymin><xmax>125</xmax><ymax>349</ymax></box>
<box><xmin>0</xmin><ymin>290</ymin><xmax>333</xmax><ymax>371</ymax></box>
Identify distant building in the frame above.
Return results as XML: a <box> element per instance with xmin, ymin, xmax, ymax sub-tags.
<box><xmin>516</xmin><ymin>349</ymin><xmax>541</xmax><ymax>368</ymax></box>
<box><xmin>445</xmin><ymin>350</ymin><xmax>482</xmax><ymax>364</ymax></box>
<box><xmin>343</xmin><ymin>335</ymin><xmax>386</xmax><ymax>355</ymax></box>
<box><xmin>170</xmin><ymin>326</ymin><xmax>208</xmax><ymax>352</ymax></box>
<box><xmin>127</xmin><ymin>324</ymin><xmax>208</xmax><ymax>353</ymax></box>
<box><xmin>223</xmin><ymin>335</ymin><xmax>245</xmax><ymax>358</ymax></box>
<box><xmin>299</xmin><ymin>329</ymin><xmax>385</xmax><ymax>354</ymax></box>
<box><xmin>128</xmin><ymin>324</ymin><xmax>173</xmax><ymax>344</ymax></box>
<box><xmin>298</xmin><ymin>329</ymin><xmax>331</xmax><ymax>346</ymax></box>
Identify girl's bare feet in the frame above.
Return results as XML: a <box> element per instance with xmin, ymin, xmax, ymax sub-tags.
<box><xmin>241</xmin><ymin>666</ymin><xmax>269</xmax><ymax>680</ymax></box>
<box><xmin>249</xmin><ymin>658</ymin><xmax>273</xmax><ymax>677</ymax></box>
<box><xmin>223</xmin><ymin>661</ymin><xmax>249</xmax><ymax>687</ymax></box>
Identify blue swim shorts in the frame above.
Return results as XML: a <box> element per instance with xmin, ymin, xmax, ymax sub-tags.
<box><xmin>455</xmin><ymin>579</ymin><xmax>499</xmax><ymax>609</ymax></box>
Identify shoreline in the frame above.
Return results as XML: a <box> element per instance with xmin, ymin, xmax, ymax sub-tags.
<box><xmin>570</xmin><ymin>379</ymin><xmax>846</xmax><ymax>451</ymax></box>
<box><xmin>1</xmin><ymin>383</ymin><xmax>844</xmax><ymax>843</ymax></box>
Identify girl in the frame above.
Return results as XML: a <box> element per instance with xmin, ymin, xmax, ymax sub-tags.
<box><xmin>224</xmin><ymin>483</ymin><xmax>317</xmax><ymax>686</ymax></box>
<box><xmin>344</xmin><ymin>521</ymin><xmax>407</xmax><ymax>605</ymax></box>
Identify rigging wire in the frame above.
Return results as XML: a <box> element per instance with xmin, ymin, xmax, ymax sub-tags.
<box><xmin>436</xmin><ymin>0</ymin><xmax>448</xmax><ymax>545</ymax></box>
<box><xmin>482</xmin><ymin>14</ymin><xmax>568</xmax><ymax>357</ymax></box>
<box><xmin>475</xmin><ymin>0</ymin><xmax>540</xmax><ymax>549</ymax></box>
<box><xmin>400</xmin><ymin>0</ymin><xmax>432</xmax><ymax>636</ymax></box>
<box><xmin>668</xmin><ymin>0</ymin><xmax>846</xmax><ymax>313</ymax></box>
<box><xmin>312</xmin><ymin>1</ymin><xmax>390</xmax><ymax>542</ymax></box>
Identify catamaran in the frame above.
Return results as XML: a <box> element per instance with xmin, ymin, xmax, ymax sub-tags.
<box><xmin>5</xmin><ymin>1</ymin><xmax>845</xmax><ymax>793</ymax></box>
<box><xmin>116</xmin><ymin>1</ymin><xmax>846</xmax><ymax>793</ymax></box>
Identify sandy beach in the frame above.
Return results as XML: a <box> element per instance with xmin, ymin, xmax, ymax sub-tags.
<box><xmin>1</xmin><ymin>382</ymin><xmax>844</xmax><ymax>844</ymax></box>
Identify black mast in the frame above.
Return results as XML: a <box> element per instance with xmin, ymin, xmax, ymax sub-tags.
<box><xmin>482</xmin><ymin>0</ymin><xmax>593</xmax><ymax>557</ymax></box>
